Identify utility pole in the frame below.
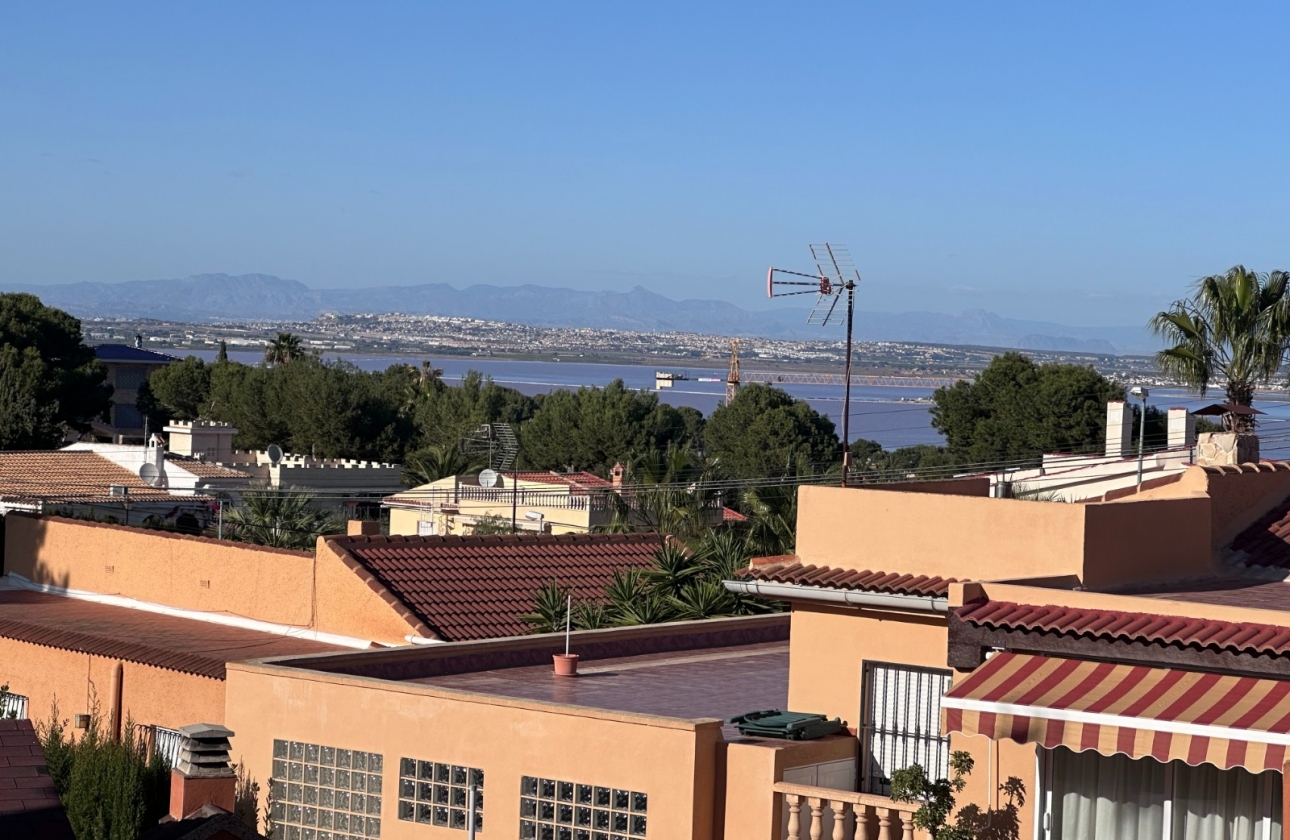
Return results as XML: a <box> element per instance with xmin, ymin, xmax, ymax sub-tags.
<box><xmin>1131</xmin><ymin>386</ymin><xmax>1149</xmax><ymax>486</ymax></box>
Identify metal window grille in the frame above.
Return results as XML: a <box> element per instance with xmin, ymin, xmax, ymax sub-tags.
<box><xmin>861</xmin><ymin>662</ymin><xmax>952</xmax><ymax>795</ymax></box>
<box><xmin>270</xmin><ymin>739</ymin><xmax>384</xmax><ymax>839</ymax></box>
<box><xmin>396</xmin><ymin>758</ymin><xmax>483</xmax><ymax>831</ymax></box>
<box><xmin>152</xmin><ymin>726</ymin><xmax>184</xmax><ymax>767</ymax></box>
<box><xmin>0</xmin><ymin>692</ymin><xmax>28</xmax><ymax>720</ymax></box>
<box><xmin>519</xmin><ymin>775</ymin><xmax>647</xmax><ymax>839</ymax></box>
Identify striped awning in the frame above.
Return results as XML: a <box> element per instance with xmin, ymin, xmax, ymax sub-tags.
<box><xmin>941</xmin><ymin>652</ymin><xmax>1290</xmax><ymax>773</ymax></box>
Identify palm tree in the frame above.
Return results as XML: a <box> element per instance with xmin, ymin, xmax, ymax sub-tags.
<box><xmin>402</xmin><ymin>443</ymin><xmax>482</xmax><ymax>486</ymax></box>
<box><xmin>264</xmin><ymin>332</ymin><xmax>304</xmax><ymax>366</ymax></box>
<box><xmin>1150</xmin><ymin>266</ymin><xmax>1290</xmax><ymax>431</ymax></box>
<box><xmin>604</xmin><ymin>445</ymin><xmax>722</xmax><ymax>540</ymax></box>
<box><xmin>223</xmin><ymin>485</ymin><xmax>345</xmax><ymax>549</ymax></box>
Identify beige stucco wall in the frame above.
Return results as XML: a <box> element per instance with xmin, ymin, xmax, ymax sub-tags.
<box><xmin>226</xmin><ymin>662</ymin><xmax>725</xmax><ymax>840</ymax></box>
<box><xmin>718</xmin><ymin>736</ymin><xmax>857</xmax><ymax>840</ymax></box>
<box><xmin>0</xmin><ymin>636</ymin><xmax>223</xmax><ymax>731</ymax></box>
<box><xmin>4</xmin><ymin>515</ymin><xmax>417</xmax><ymax>645</ymax></box>
<box><xmin>795</xmin><ymin>485</ymin><xmax>1214</xmax><ymax>588</ymax></box>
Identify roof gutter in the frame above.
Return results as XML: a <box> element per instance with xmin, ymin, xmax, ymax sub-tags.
<box><xmin>723</xmin><ymin>579</ymin><xmax>949</xmax><ymax>614</ymax></box>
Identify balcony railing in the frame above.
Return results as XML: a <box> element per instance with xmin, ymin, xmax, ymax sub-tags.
<box><xmin>775</xmin><ymin>781</ymin><xmax>921</xmax><ymax>840</ymax></box>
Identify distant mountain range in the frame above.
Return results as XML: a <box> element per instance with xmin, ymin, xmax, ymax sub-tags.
<box><xmin>2</xmin><ymin>273</ymin><xmax>1158</xmax><ymax>356</ymax></box>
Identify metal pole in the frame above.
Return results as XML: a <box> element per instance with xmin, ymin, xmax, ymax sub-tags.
<box><xmin>467</xmin><ymin>783</ymin><xmax>477</xmax><ymax>840</ymax></box>
<box><xmin>217</xmin><ymin>499</ymin><xmax>224</xmax><ymax>540</ymax></box>
<box><xmin>511</xmin><ymin>457</ymin><xmax>519</xmax><ymax>535</ymax></box>
<box><xmin>1137</xmin><ymin>397</ymin><xmax>1147</xmax><ymax>486</ymax></box>
<box><xmin>840</xmin><ymin>285</ymin><xmax>855</xmax><ymax>487</ymax></box>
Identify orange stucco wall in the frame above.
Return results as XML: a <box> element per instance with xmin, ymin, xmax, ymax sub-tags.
<box><xmin>795</xmin><ymin>485</ymin><xmax>1214</xmax><ymax>588</ymax></box>
<box><xmin>3</xmin><ymin>515</ymin><xmax>418</xmax><ymax>644</ymax></box>
<box><xmin>225</xmin><ymin>662</ymin><xmax>726</xmax><ymax>840</ymax></box>
<box><xmin>0</xmin><ymin>636</ymin><xmax>223</xmax><ymax>730</ymax></box>
<box><xmin>718</xmin><ymin>736</ymin><xmax>857</xmax><ymax>840</ymax></box>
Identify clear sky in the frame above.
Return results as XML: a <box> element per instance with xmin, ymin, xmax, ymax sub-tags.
<box><xmin>2</xmin><ymin>2</ymin><xmax>1288</xmax><ymax>326</ymax></box>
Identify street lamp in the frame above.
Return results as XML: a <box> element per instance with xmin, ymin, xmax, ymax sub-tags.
<box><xmin>1130</xmin><ymin>386</ymin><xmax>1149</xmax><ymax>486</ymax></box>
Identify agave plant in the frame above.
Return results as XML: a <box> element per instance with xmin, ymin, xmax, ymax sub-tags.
<box><xmin>520</xmin><ymin>580</ymin><xmax>571</xmax><ymax>634</ymax></box>
<box><xmin>643</xmin><ymin>544</ymin><xmax>704</xmax><ymax>600</ymax></box>
<box><xmin>669</xmin><ymin>580</ymin><xmax>736</xmax><ymax>620</ymax></box>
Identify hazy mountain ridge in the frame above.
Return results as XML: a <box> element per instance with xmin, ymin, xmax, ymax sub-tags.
<box><xmin>2</xmin><ymin>273</ymin><xmax>1157</xmax><ymax>355</ymax></box>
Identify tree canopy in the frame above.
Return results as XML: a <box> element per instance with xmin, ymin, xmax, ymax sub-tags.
<box><xmin>930</xmin><ymin>352</ymin><xmax>1123</xmax><ymax>464</ymax></box>
<box><xmin>520</xmin><ymin>380</ymin><xmax>697</xmax><ymax>473</ymax></box>
<box><xmin>1151</xmin><ymin>265</ymin><xmax>1290</xmax><ymax>430</ymax></box>
<box><xmin>703</xmin><ymin>383</ymin><xmax>838</xmax><ymax>479</ymax></box>
<box><xmin>0</xmin><ymin>293</ymin><xmax>110</xmax><ymax>449</ymax></box>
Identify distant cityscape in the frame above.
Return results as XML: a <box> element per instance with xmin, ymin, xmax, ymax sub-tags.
<box><xmin>83</xmin><ymin>312</ymin><xmax>1174</xmax><ymax>385</ymax></box>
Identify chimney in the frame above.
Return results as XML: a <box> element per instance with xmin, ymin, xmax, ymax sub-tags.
<box><xmin>1167</xmin><ymin>407</ymin><xmax>1196</xmax><ymax>452</ymax></box>
<box><xmin>348</xmin><ymin>519</ymin><xmax>381</xmax><ymax>536</ymax></box>
<box><xmin>610</xmin><ymin>462</ymin><xmax>625</xmax><ymax>489</ymax></box>
<box><xmin>1105</xmin><ymin>401</ymin><xmax>1132</xmax><ymax>458</ymax></box>
<box><xmin>169</xmin><ymin>724</ymin><xmax>236</xmax><ymax>820</ymax></box>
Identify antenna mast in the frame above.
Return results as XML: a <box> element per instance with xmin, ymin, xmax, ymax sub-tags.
<box><xmin>765</xmin><ymin>243</ymin><xmax>860</xmax><ymax>486</ymax></box>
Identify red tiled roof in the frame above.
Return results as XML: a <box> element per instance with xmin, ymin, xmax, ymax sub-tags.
<box><xmin>0</xmin><ymin>451</ymin><xmax>205</xmax><ymax>505</ymax></box>
<box><xmin>722</xmin><ymin>507</ymin><xmax>747</xmax><ymax>523</ymax></box>
<box><xmin>957</xmin><ymin>598</ymin><xmax>1290</xmax><ymax>658</ymax></box>
<box><xmin>328</xmin><ymin>533</ymin><xmax>664</xmax><ymax>641</ymax></box>
<box><xmin>0</xmin><ymin>590</ymin><xmax>342</xmax><ymax>678</ymax></box>
<box><xmin>164</xmin><ymin>455</ymin><xmax>250</xmax><ymax>480</ymax></box>
<box><xmin>738</xmin><ymin>557</ymin><xmax>956</xmax><ymax>597</ymax></box>
<box><xmin>0</xmin><ymin>719</ymin><xmax>74</xmax><ymax>839</ymax></box>
<box><xmin>1229</xmin><ymin>495</ymin><xmax>1290</xmax><ymax>569</ymax></box>
<box><xmin>511</xmin><ymin>471</ymin><xmax>614</xmax><ymax>490</ymax></box>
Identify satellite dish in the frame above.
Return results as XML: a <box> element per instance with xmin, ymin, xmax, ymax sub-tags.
<box><xmin>138</xmin><ymin>463</ymin><xmax>162</xmax><ymax>488</ymax></box>
<box><xmin>478</xmin><ymin>469</ymin><xmax>500</xmax><ymax>489</ymax></box>
<box><xmin>266</xmin><ymin>444</ymin><xmax>284</xmax><ymax>465</ymax></box>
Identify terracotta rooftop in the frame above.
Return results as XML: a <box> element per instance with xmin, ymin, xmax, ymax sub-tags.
<box><xmin>0</xmin><ymin>451</ymin><xmax>199</xmax><ymax>505</ymax></box>
<box><xmin>957</xmin><ymin>598</ymin><xmax>1290</xmax><ymax>658</ymax></box>
<box><xmin>164</xmin><ymin>455</ymin><xmax>250</xmax><ymax>480</ymax></box>
<box><xmin>0</xmin><ymin>590</ymin><xmax>342</xmax><ymax>679</ymax></box>
<box><xmin>0</xmin><ymin>719</ymin><xmax>74</xmax><ymax>839</ymax></box>
<box><xmin>739</xmin><ymin>556</ymin><xmax>956</xmax><ymax>598</ymax></box>
<box><xmin>417</xmin><ymin>642</ymin><xmax>788</xmax><ymax>721</ymax></box>
<box><xmin>511</xmin><ymin>471</ymin><xmax>614</xmax><ymax>490</ymax></box>
<box><xmin>329</xmin><ymin>533</ymin><xmax>664</xmax><ymax>641</ymax></box>
<box><xmin>1229</xmin><ymin>494</ymin><xmax>1290</xmax><ymax>570</ymax></box>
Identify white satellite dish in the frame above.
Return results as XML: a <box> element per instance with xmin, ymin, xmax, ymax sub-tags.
<box><xmin>138</xmin><ymin>463</ymin><xmax>162</xmax><ymax>488</ymax></box>
<box><xmin>478</xmin><ymin>469</ymin><xmax>500</xmax><ymax>488</ymax></box>
<box><xmin>266</xmin><ymin>443</ymin><xmax>284</xmax><ymax>465</ymax></box>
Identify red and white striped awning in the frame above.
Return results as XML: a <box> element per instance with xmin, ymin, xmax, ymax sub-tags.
<box><xmin>941</xmin><ymin>652</ymin><xmax>1290</xmax><ymax>772</ymax></box>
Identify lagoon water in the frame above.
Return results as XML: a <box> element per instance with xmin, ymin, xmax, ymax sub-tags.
<box><xmin>185</xmin><ymin>349</ymin><xmax>1290</xmax><ymax>455</ymax></box>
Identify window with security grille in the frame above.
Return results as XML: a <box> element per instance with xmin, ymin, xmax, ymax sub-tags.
<box><xmin>396</xmin><ymin>758</ymin><xmax>482</xmax><ymax>831</ymax></box>
<box><xmin>270</xmin><ymin>739</ymin><xmax>383</xmax><ymax>839</ymax></box>
<box><xmin>0</xmin><ymin>690</ymin><xmax>27</xmax><ymax>720</ymax></box>
<box><xmin>861</xmin><ymin>662</ymin><xmax>952</xmax><ymax>795</ymax></box>
<box><xmin>519</xmin><ymin>776</ymin><xmax>647</xmax><ymax>840</ymax></box>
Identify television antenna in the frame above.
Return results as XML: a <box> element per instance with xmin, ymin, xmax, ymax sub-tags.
<box><xmin>766</xmin><ymin>243</ymin><xmax>860</xmax><ymax>486</ymax></box>
<box><xmin>459</xmin><ymin>423</ymin><xmax>519</xmax><ymax>472</ymax></box>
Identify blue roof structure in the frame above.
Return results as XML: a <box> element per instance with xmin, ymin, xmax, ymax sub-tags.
<box><xmin>93</xmin><ymin>344</ymin><xmax>178</xmax><ymax>364</ymax></box>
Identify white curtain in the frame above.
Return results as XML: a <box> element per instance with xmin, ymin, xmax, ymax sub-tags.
<box><xmin>1171</xmin><ymin>763</ymin><xmax>1265</xmax><ymax>840</ymax></box>
<box><xmin>1053</xmin><ymin>748</ymin><xmax>1167</xmax><ymax>840</ymax></box>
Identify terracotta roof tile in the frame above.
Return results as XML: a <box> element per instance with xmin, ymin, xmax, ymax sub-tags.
<box><xmin>738</xmin><ymin>557</ymin><xmax>955</xmax><ymax>597</ymax></box>
<box><xmin>164</xmin><ymin>456</ymin><xmax>249</xmax><ymax>480</ymax></box>
<box><xmin>510</xmin><ymin>471</ymin><xmax>614</xmax><ymax>490</ymax></box>
<box><xmin>0</xmin><ymin>451</ymin><xmax>202</xmax><ymax>505</ymax></box>
<box><xmin>0</xmin><ymin>590</ymin><xmax>342</xmax><ymax>678</ymax></box>
<box><xmin>1229</xmin><ymin>493</ymin><xmax>1290</xmax><ymax>570</ymax></box>
<box><xmin>0</xmin><ymin>719</ymin><xmax>73</xmax><ymax>839</ymax></box>
<box><xmin>329</xmin><ymin>533</ymin><xmax>663</xmax><ymax>641</ymax></box>
<box><xmin>957</xmin><ymin>598</ymin><xmax>1290</xmax><ymax>657</ymax></box>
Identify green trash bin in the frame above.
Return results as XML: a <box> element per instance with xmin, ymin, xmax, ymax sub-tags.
<box><xmin>726</xmin><ymin>709</ymin><xmax>846</xmax><ymax>741</ymax></box>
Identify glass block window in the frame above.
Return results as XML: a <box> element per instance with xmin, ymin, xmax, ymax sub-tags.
<box><xmin>270</xmin><ymin>739</ymin><xmax>384</xmax><ymax>839</ymax></box>
<box><xmin>519</xmin><ymin>776</ymin><xmax>647</xmax><ymax>840</ymax></box>
<box><xmin>396</xmin><ymin>758</ymin><xmax>483</xmax><ymax>831</ymax></box>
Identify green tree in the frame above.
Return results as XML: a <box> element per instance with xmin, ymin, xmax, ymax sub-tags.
<box><xmin>216</xmin><ymin>340</ymin><xmax>229</xmax><ymax>363</ymax></box>
<box><xmin>403</xmin><ymin>443</ymin><xmax>483</xmax><ymax>486</ymax></box>
<box><xmin>264</xmin><ymin>331</ymin><xmax>305</xmax><ymax>366</ymax></box>
<box><xmin>849</xmin><ymin>440</ymin><xmax>960</xmax><ymax>479</ymax></box>
<box><xmin>521</xmin><ymin>380</ymin><xmax>695</xmax><ymax>474</ymax></box>
<box><xmin>890</xmin><ymin>751</ymin><xmax>974</xmax><ymax>840</ymax></box>
<box><xmin>143</xmin><ymin>355</ymin><xmax>212</xmax><ymax>421</ymax></box>
<box><xmin>224</xmin><ymin>486</ymin><xmax>345</xmax><ymax>549</ymax></box>
<box><xmin>0</xmin><ymin>293</ymin><xmax>110</xmax><ymax>448</ymax></box>
<box><xmin>413</xmin><ymin>370</ymin><xmax>534</xmax><ymax>452</ymax></box>
<box><xmin>1151</xmin><ymin>265</ymin><xmax>1290</xmax><ymax>431</ymax></box>
<box><xmin>703</xmin><ymin>384</ymin><xmax>839</xmax><ymax>479</ymax></box>
<box><xmin>604</xmin><ymin>444</ymin><xmax>722</xmax><ymax>540</ymax></box>
<box><xmin>930</xmin><ymin>353</ymin><xmax>1122</xmax><ymax>464</ymax></box>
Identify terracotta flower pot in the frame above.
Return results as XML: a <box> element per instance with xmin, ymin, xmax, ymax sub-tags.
<box><xmin>553</xmin><ymin>653</ymin><xmax>580</xmax><ymax>677</ymax></box>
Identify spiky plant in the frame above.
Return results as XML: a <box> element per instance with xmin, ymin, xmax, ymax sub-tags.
<box><xmin>1150</xmin><ymin>266</ymin><xmax>1290</xmax><ymax>431</ymax></box>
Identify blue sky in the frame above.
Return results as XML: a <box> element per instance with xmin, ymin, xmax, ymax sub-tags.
<box><xmin>2</xmin><ymin>2</ymin><xmax>1288</xmax><ymax>326</ymax></box>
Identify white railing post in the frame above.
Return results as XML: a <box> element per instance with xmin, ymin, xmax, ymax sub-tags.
<box><xmin>786</xmin><ymin>793</ymin><xmax>803</xmax><ymax>840</ymax></box>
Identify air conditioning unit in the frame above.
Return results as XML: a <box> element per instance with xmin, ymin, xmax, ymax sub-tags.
<box><xmin>108</xmin><ymin>484</ymin><xmax>129</xmax><ymax>497</ymax></box>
